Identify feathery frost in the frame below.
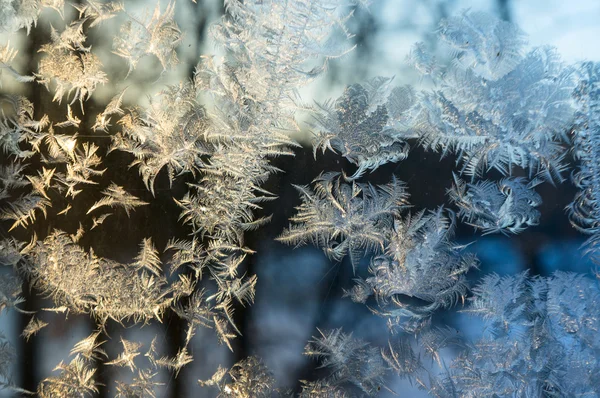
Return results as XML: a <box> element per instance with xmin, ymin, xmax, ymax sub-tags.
<box><xmin>278</xmin><ymin>172</ymin><xmax>409</xmax><ymax>271</ymax></box>
<box><xmin>567</xmin><ymin>62</ymin><xmax>600</xmax><ymax>263</ymax></box>
<box><xmin>346</xmin><ymin>209</ymin><xmax>478</xmax><ymax>332</ymax></box>
<box><xmin>413</xmin><ymin>12</ymin><xmax>575</xmax><ymax>182</ymax></box>
<box><xmin>449</xmin><ymin>175</ymin><xmax>541</xmax><ymax>234</ymax></box>
<box><xmin>1</xmin><ymin>1</ymin><xmax>600</xmax><ymax>396</ymax></box>
<box><xmin>21</xmin><ymin>231</ymin><xmax>175</xmax><ymax>325</ymax></box>
<box><xmin>311</xmin><ymin>77</ymin><xmax>416</xmax><ymax>179</ymax></box>
<box><xmin>429</xmin><ymin>272</ymin><xmax>600</xmax><ymax>397</ymax></box>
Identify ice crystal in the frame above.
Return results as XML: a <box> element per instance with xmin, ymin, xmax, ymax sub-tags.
<box><xmin>22</xmin><ymin>231</ymin><xmax>174</xmax><ymax>325</ymax></box>
<box><xmin>278</xmin><ymin>172</ymin><xmax>409</xmax><ymax>270</ymax></box>
<box><xmin>113</xmin><ymin>1</ymin><xmax>182</xmax><ymax>73</ymax></box>
<box><xmin>111</xmin><ymin>82</ymin><xmax>210</xmax><ymax>193</ymax></box>
<box><xmin>0</xmin><ymin>0</ymin><xmax>63</xmax><ymax>35</ymax></box>
<box><xmin>0</xmin><ymin>334</ymin><xmax>16</xmax><ymax>392</ymax></box>
<box><xmin>87</xmin><ymin>183</ymin><xmax>148</xmax><ymax>216</ymax></box>
<box><xmin>200</xmin><ymin>0</ymin><xmax>360</xmax><ymax>150</ymax></box>
<box><xmin>311</xmin><ymin>77</ymin><xmax>416</xmax><ymax>179</ymax></box>
<box><xmin>0</xmin><ymin>42</ymin><xmax>35</xmax><ymax>86</ymax></box>
<box><xmin>2</xmin><ymin>1</ymin><xmax>600</xmax><ymax>397</ymax></box>
<box><xmin>37</xmin><ymin>356</ymin><xmax>98</xmax><ymax>398</ymax></box>
<box><xmin>431</xmin><ymin>272</ymin><xmax>600</xmax><ymax>397</ymax></box>
<box><xmin>304</xmin><ymin>328</ymin><xmax>388</xmax><ymax>396</ymax></box>
<box><xmin>70</xmin><ymin>332</ymin><xmax>107</xmax><ymax>361</ymax></box>
<box><xmin>37</xmin><ymin>29</ymin><xmax>107</xmax><ymax>108</ymax></box>
<box><xmin>92</xmin><ymin>89</ymin><xmax>126</xmax><ymax>133</ymax></box>
<box><xmin>449</xmin><ymin>175</ymin><xmax>541</xmax><ymax>234</ymax></box>
<box><xmin>0</xmin><ymin>95</ymin><xmax>47</xmax><ymax>159</ymax></box>
<box><xmin>2</xmin><ymin>193</ymin><xmax>50</xmax><ymax>232</ymax></box>
<box><xmin>107</xmin><ymin>338</ymin><xmax>143</xmax><ymax>372</ymax></box>
<box><xmin>567</xmin><ymin>62</ymin><xmax>600</xmax><ymax>263</ymax></box>
<box><xmin>347</xmin><ymin>209</ymin><xmax>478</xmax><ymax>332</ymax></box>
<box><xmin>414</xmin><ymin>12</ymin><xmax>575</xmax><ymax>182</ymax></box>
<box><xmin>155</xmin><ymin>347</ymin><xmax>193</xmax><ymax>376</ymax></box>
<box><xmin>199</xmin><ymin>356</ymin><xmax>277</xmax><ymax>398</ymax></box>
<box><xmin>437</xmin><ymin>10</ymin><xmax>527</xmax><ymax>81</ymax></box>
<box><xmin>115</xmin><ymin>369</ymin><xmax>163</xmax><ymax>398</ymax></box>
<box><xmin>73</xmin><ymin>0</ymin><xmax>123</xmax><ymax>28</ymax></box>
<box><xmin>21</xmin><ymin>316</ymin><xmax>48</xmax><ymax>340</ymax></box>
<box><xmin>175</xmin><ymin>173</ymin><xmax>274</xmax><ymax>243</ymax></box>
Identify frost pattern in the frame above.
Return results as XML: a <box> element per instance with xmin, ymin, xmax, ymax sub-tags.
<box><xmin>86</xmin><ymin>183</ymin><xmax>148</xmax><ymax>216</ymax></box>
<box><xmin>0</xmin><ymin>240</ymin><xmax>20</xmax><ymax>393</ymax></box>
<box><xmin>199</xmin><ymin>329</ymin><xmax>389</xmax><ymax>397</ymax></box>
<box><xmin>0</xmin><ymin>95</ymin><xmax>48</xmax><ymax>159</ymax></box>
<box><xmin>0</xmin><ymin>43</ymin><xmax>35</xmax><ymax>86</ymax></box>
<box><xmin>430</xmin><ymin>272</ymin><xmax>600</xmax><ymax>397</ymax></box>
<box><xmin>303</xmin><ymin>328</ymin><xmax>388</xmax><ymax>396</ymax></box>
<box><xmin>113</xmin><ymin>1</ymin><xmax>182</xmax><ymax>73</ymax></box>
<box><xmin>278</xmin><ymin>172</ymin><xmax>409</xmax><ymax>270</ymax></box>
<box><xmin>436</xmin><ymin>10</ymin><xmax>527</xmax><ymax>80</ymax></box>
<box><xmin>199</xmin><ymin>356</ymin><xmax>278</xmax><ymax>398</ymax></box>
<box><xmin>37</xmin><ymin>356</ymin><xmax>99</xmax><ymax>397</ymax></box>
<box><xmin>72</xmin><ymin>0</ymin><xmax>123</xmax><ymax>28</ymax></box>
<box><xmin>111</xmin><ymin>83</ymin><xmax>210</xmax><ymax>192</ymax></box>
<box><xmin>567</xmin><ymin>62</ymin><xmax>600</xmax><ymax>263</ymax></box>
<box><xmin>22</xmin><ymin>316</ymin><xmax>48</xmax><ymax>340</ymax></box>
<box><xmin>21</xmin><ymin>231</ymin><xmax>177</xmax><ymax>325</ymax></box>
<box><xmin>449</xmin><ymin>175</ymin><xmax>541</xmax><ymax>234</ymax></box>
<box><xmin>0</xmin><ymin>0</ymin><xmax>64</xmax><ymax>35</ymax></box>
<box><xmin>1</xmin><ymin>1</ymin><xmax>600</xmax><ymax>397</ymax></box>
<box><xmin>346</xmin><ymin>209</ymin><xmax>478</xmax><ymax>332</ymax></box>
<box><xmin>311</xmin><ymin>77</ymin><xmax>416</xmax><ymax>179</ymax></box>
<box><xmin>37</xmin><ymin>23</ymin><xmax>108</xmax><ymax>108</ymax></box>
<box><xmin>413</xmin><ymin>12</ymin><xmax>575</xmax><ymax>182</ymax></box>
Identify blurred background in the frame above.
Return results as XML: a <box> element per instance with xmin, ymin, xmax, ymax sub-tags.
<box><xmin>2</xmin><ymin>0</ymin><xmax>600</xmax><ymax>396</ymax></box>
